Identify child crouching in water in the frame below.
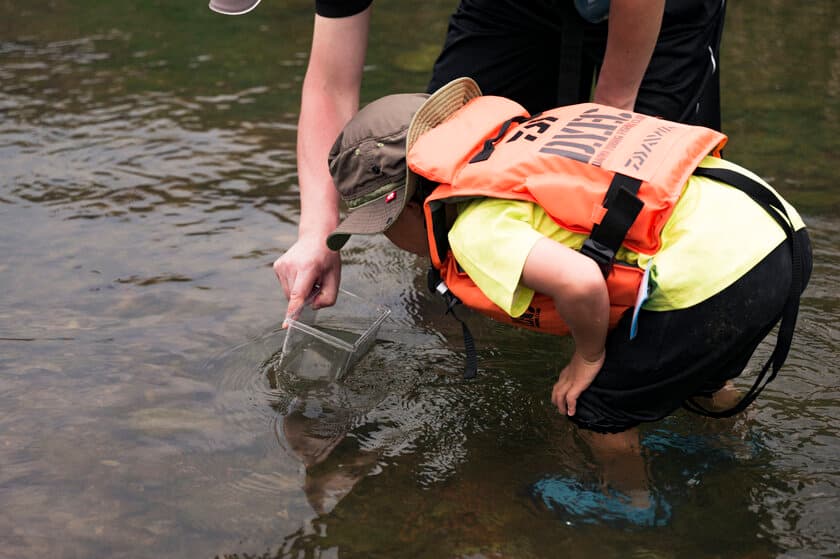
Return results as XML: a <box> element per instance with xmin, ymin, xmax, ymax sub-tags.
<box><xmin>321</xmin><ymin>78</ymin><xmax>812</xmax><ymax>449</ymax></box>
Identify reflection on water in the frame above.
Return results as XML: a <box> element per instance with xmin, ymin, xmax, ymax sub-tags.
<box><xmin>1</xmin><ymin>0</ymin><xmax>838</xmax><ymax>557</ymax></box>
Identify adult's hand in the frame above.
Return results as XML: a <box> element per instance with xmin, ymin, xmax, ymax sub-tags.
<box><xmin>275</xmin><ymin>234</ymin><xmax>341</xmax><ymax>323</ymax></box>
<box><xmin>276</xmin><ymin>9</ymin><xmax>371</xmax><ymax>322</ymax></box>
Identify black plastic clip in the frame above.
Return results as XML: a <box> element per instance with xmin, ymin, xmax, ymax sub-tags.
<box><xmin>580</xmin><ymin>238</ymin><xmax>615</xmax><ymax>279</ymax></box>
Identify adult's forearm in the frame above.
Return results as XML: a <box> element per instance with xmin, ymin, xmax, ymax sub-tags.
<box><xmin>296</xmin><ymin>89</ymin><xmax>347</xmax><ymax>238</ymax></box>
<box><xmin>295</xmin><ymin>11</ymin><xmax>370</xmax><ymax>238</ymax></box>
<box><xmin>593</xmin><ymin>0</ymin><xmax>665</xmax><ymax>111</ymax></box>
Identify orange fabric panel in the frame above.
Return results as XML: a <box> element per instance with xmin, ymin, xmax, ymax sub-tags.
<box><xmin>416</xmin><ymin>97</ymin><xmax>728</xmax><ymax>336</ymax></box>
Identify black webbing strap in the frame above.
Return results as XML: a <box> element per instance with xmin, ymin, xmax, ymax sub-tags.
<box><xmin>446</xmin><ymin>296</ymin><xmax>478</xmax><ymax>380</ymax></box>
<box><xmin>683</xmin><ymin>166</ymin><xmax>804</xmax><ymax>418</ymax></box>
<box><xmin>469</xmin><ymin>116</ymin><xmax>530</xmax><ymax>163</ymax></box>
<box><xmin>427</xmin><ymin>268</ymin><xmax>478</xmax><ymax>379</ymax></box>
<box><xmin>581</xmin><ymin>173</ymin><xmax>644</xmax><ymax>277</ymax></box>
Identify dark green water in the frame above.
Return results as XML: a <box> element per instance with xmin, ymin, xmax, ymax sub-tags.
<box><xmin>1</xmin><ymin>1</ymin><xmax>838</xmax><ymax>557</ymax></box>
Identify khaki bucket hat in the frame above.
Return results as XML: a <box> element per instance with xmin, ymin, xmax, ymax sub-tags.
<box><xmin>208</xmin><ymin>0</ymin><xmax>261</xmax><ymax>15</ymax></box>
<box><xmin>326</xmin><ymin>77</ymin><xmax>482</xmax><ymax>251</ymax></box>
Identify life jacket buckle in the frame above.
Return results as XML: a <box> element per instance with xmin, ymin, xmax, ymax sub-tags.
<box><xmin>435</xmin><ymin>281</ymin><xmax>450</xmax><ymax>297</ymax></box>
<box><xmin>428</xmin><ymin>267</ymin><xmax>457</xmax><ymax>305</ymax></box>
<box><xmin>580</xmin><ymin>238</ymin><xmax>615</xmax><ymax>278</ymax></box>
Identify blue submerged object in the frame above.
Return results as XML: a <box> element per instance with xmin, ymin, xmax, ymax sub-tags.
<box><xmin>530</xmin><ymin>476</ymin><xmax>672</xmax><ymax>528</ymax></box>
<box><xmin>575</xmin><ymin>0</ymin><xmax>610</xmax><ymax>23</ymax></box>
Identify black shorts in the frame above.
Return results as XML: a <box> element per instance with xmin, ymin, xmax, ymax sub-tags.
<box><xmin>427</xmin><ymin>0</ymin><xmax>726</xmax><ymax>129</ymax></box>
<box><xmin>569</xmin><ymin>228</ymin><xmax>813</xmax><ymax>433</ymax></box>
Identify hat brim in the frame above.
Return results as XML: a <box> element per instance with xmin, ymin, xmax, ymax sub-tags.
<box><xmin>326</xmin><ymin>77</ymin><xmax>482</xmax><ymax>251</ymax></box>
<box><xmin>405</xmin><ymin>77</ymin><xmax>482</xmax><ymax>202</ymax></box>
<box><xmin>209</xmin><ymin>0</ymin><xmax>261</xmax><ymax>15</ymax></box>
<box><xmin>326</xmin><ymin>183</ymin><xmax>409</xmax><ymax>251</ymax></box>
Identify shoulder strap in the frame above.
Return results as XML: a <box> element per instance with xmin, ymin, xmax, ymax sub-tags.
<box><xmin>581</xmin><ymin>173</ymin><xmax>644</xmax><ymax>277</ymax></box>
<box><xmin>683</xmin><ymin>166</ymin><xmax>805</xmax><ymax>418</ymax></box>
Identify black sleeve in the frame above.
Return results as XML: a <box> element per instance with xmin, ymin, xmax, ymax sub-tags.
<box><xmin>315</xmin><ymin>0</ymin><xmax>373</xmax><ymax>18</ymax></box>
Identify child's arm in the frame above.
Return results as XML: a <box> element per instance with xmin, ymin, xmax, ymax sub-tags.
<box><xmin>521</xmin><ymin>237</ymin><xmax>609</xmax><ymax>417</ymax></box>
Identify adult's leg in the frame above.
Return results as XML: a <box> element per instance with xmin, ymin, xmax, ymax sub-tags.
<box><xmin>635</xmin><ymin>0</ymin><xmax>727</xmax><ymax>128</ymax></box>
<box><xmin>427</xmin><ymin>0</ymin><xmax>603</xmax><ymax>114</ymax></box>
<box><xmin>429</xmin><ymin>0</ymin><xmax>727</xmax><ymax>126</ymax></box>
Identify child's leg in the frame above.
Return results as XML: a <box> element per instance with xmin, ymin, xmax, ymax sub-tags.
<box><xmin>578</xmin><ymin>427</ymin><xmax>650</xmax><ymax>509</ymax></box>
<box><xmin>693</xmin><ymin>380</ymin><xmax>742</xmax><ymax>413</ymax></box>
<box><xmin>569</xmin><ymin>228</ymin><xmax>811</xmax><ymax>430</ymax></box>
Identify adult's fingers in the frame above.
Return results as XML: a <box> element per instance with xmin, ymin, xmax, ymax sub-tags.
<box><xmin>311</xmin><ymin>254</ymin><xmax>341</xmax><ymax>309</ymax></box>
<box><xmin>312</xmin><ymin>278</ymin><xmax>338</xmax><ymax>309</ymax></box>
<box><xmin>284</xmin><ymin>269</ymin><xmax>320</xmax><ymax>324</ymax></box>
<box><xmin>273</xmin><ymin>256</ymin><xmax>293</xmax><ymax>301</ymax></box>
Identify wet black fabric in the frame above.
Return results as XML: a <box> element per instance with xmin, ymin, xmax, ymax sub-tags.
<box><xmin>427</xmin><ymin>0</ymin><xmax>726</xmax><ymax>129</ymax></box>
<box><xmin>569</xmin><ymin>228</ymin><xmax>813</xmax><ymax>434</ymax></box>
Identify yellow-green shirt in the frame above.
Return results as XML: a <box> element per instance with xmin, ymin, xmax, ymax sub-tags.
<box><xmin>448</xmin><ymin>157</ymin><xmax>805</xmax><ymax>317</ymax></box>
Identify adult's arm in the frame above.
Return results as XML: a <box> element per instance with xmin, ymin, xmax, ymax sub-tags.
<box><xmin>274</xmin><ymin>9</ymin><xmax>371</xmax><ymax>320</ymax></box>
<box><xmin>521</xmin><ymin>237</ymin><xmax>609</xmax><ymax>417</ymax></box>
<box><xmin>592</xmin><ymin>0</ymin><xmax>665</xmax><ymax>111</ymax></box>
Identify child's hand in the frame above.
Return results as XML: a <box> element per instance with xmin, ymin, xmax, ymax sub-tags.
<box><xmin>552</xmin><ymin>350</ymin><xmax>605</xmax><ymax>417</ymax></box>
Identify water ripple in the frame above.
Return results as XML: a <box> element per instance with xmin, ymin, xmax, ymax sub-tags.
<box><xmin>1</xmin><ymin>35</ymin><xmax>298</xmax><ymax>226</ymax></box>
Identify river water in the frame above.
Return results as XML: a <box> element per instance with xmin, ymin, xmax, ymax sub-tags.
<box><xmin>1</xmin><ymin>1</ymin><xmax>838</xmax><ymax>557</ymax></box>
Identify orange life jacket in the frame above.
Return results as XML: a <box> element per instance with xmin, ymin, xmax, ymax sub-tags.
<box><xmin>409</xmin><ymin>96</ymin><xmax>728</xmax><ymax>335</ymax></box>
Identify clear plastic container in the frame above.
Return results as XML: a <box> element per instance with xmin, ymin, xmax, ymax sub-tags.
<box><xmin>278</xmin><ymin>289</ymin><xmax>391</xmax><ymax>382</ymax></box>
